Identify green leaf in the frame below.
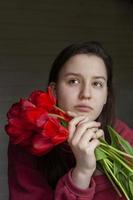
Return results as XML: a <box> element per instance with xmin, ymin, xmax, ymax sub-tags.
<box><xmin>107</xmin><ymin>126</ymin><xmax>121</xmax><ymax>148</ymax></box>
<box><xmin>95</xmin><ymin>146</ymin><xmax>107</xmax><ymax>161</ymax></box>
<box><xmin>128</xmin><ymin>174</ymin><xmax>133</xmax><ymax>198</ymax></box>
<box><xmin>95</xmin><ymin>125</ymin><xmax>133</xmax><ymax>199</ymax></box>
<box><xmin>108</xmin><ymin>126</ymin><xmax>133</xmax><ymax>157</ymax></box>
<box><xmin>117</xmin><ymin>169</ymin><xmax>129</xmax><ymax>193</ymax></box>
<box><xmin>114</xmin><ymin>159</ymin><xmax>121</xmax><ymax>176</ymax></box>
<box><xmin>60</xmin><ymin>120</ymin><xmax>68</xmax><ymax>128</ymax></box>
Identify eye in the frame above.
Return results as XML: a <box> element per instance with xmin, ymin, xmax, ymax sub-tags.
<box><xmin>92</xmin><ymin>81</ymin><xmax>104</xmax><ymax>88</ymax></box>
<box><xmin>68</xmin><ymin>78</ymin><xmax>80</xmax><ymax>85</ymax></box>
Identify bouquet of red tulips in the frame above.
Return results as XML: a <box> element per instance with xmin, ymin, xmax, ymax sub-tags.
<box><xmin>5</xmin><ymin>87</ymin><xmax>133</xmax><ymax>200</ymax></box>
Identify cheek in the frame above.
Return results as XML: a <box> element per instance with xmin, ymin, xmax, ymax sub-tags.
<box><xmin>56</xmin><ymin>83</ymin><xmax>75</xmax><ymax>104</ymax></box>
<box><xmin>94</xmin><ymin>103</ymin><xmax>105</xmax><ymax>119</ymax></box>
<box><xmin>98</xmin><ymin>89</ymin><xmax>107</xmax><ymax>105</ymax></box>
<box><xmin>56</xmin><ymin>89</ymin><xmax>69</xmax><ymax>109</ymax></box>
<box><xmin>95</xmin><ymin>92</ymin><xmax>107</xmax><ymax>111</ymax></box>
<box><xmin>104</xmin><ymin>88</ymin><xmax>108</xmax><ymax>104</ymax></box>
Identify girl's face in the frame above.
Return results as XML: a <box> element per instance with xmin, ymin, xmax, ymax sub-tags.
<box><xmin>53</xmin><ymin>54</ymin><xmax>108</xmax><ymax>121</ymax></box>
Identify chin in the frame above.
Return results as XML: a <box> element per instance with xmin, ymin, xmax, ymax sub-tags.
<box><xmin>76</xmin><ymin>111</ymin><xmax>94</xmax><ymax>118</ymax></box>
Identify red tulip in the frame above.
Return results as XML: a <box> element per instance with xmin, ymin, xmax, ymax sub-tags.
<box><xmin>5</xmin><ymin>87</ymin><xmax>70</xmax><ymax>156</ymax></box>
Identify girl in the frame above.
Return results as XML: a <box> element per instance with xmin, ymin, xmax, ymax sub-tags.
<box><xmin>7</xmin><ymin>41</ymin><xmax>133</xmax><ymax>200</ymax></box>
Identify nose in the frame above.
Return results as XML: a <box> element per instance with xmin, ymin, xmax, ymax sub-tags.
<box><xmin>79</xmin><ymin>84</ymin><xmax>91</xmax><ymax>99</ymax></box>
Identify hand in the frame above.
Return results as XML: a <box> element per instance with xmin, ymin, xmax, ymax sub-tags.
<box><xmin>67</xmin><ymin>111</ymin><xmax>104</xmax><ymax>188</ymax></box>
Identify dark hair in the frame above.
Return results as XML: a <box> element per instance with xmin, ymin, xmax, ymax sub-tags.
<box><xmin>42</xmin><ymin>41</ymin><xmax>115</xmax><ymax>189</ymax></box>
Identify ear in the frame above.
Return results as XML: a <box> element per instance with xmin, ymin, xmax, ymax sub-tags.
<box><xmin>49</xmin><ymin>82</ymin><xmax>57</xmax><ymax>97</ymax></box>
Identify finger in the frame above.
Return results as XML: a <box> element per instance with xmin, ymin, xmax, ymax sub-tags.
<box><xmin>87</xmin><ymin>139</ymin><xmax>100</xmax><ymax>153</ymax></box>
<box><xmin>77</xmin><ymin>128</ymin><xmax>97</xmax><ymax>148</ymax></box>
<box><xmin>95</xmin><ymin>129</ymin><xmax>104</xmax><ymax>139</ymax></box>
<box><xmin>68</xmin><ymin>115</ymin><xmax>87</xmax><ymax>141</ymax></box>
<box><xmin>78</xmin><ymin>118</ymin><xmax>101</xmax><ymax>127</ymax></box>
<box><xmin>68</xmin><ymin>120</ymin><xmax>101</xmax><ymax>143</ymax></box>
<box><xmin>74</xmin><ymin>127</ymin><xmax>98</xmax><ymax>146</ymax></box>
<box><xmin>67</xmin><ymin>111</ymin><xmax>78</xmax><ymax>117</ymax></box>
<box><xmin>76</xmin><ymin>121</ymin><xmax>101</xmax><ymax>135</ymax></box>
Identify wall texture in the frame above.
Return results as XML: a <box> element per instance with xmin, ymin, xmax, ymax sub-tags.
<box><xmin>0</xmin><ymin>0</ymin><xmax>133</xmax><ymax>199</ymax></box>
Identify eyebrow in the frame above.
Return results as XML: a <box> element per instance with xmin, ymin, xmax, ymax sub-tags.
<box><xmin>64</xmin><ymin>73</ymin><xmax>107</xmax><ymax>81</ymax></box>
<box><xmin>64</xmin><ymin>72</ymin><xmax>81</xmax><ymax>77</ymax></box>
<box><xmin>93</xmin><ymin>76</ymin><xmax>107</xmax><ymax>81</ymax></box>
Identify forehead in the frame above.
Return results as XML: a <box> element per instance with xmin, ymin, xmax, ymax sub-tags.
<box><xmin>59</xmin><ymin>54</ymin><xmax>107</xmax><ymax>78</ymax></box>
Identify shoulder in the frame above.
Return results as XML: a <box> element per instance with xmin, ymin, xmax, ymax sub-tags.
<box><xmin>114</xmin><ymin>119</ymin><xmax>133</xmax><ymax>145</ymax></box>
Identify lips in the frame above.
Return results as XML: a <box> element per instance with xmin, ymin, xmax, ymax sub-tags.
<box><xmin>74</xmin><ymin>105</ymin><xmax>93</xmax><ymax>112</ymax></box>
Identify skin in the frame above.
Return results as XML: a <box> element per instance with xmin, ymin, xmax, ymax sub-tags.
<box><xmin>51</xmin><ymin>54</ymin><xmax>108</xmax><ymax>189</ymax></box>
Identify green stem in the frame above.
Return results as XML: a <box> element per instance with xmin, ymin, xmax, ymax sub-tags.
<box><xmin>102</xmin><ymin>159</ymin><xmax>130</xmax><ymax>200</ymax></box>
<box><xmin>48</xmin><ymin>113</ymin><xmax>65</xmax><ymax>120</ymax></box>
<box><xmin>98</xmin><ymin>144</ymin><xmax>133</xmax><ymax>168</ymax></box>
<box><xmin>101</xmin><ymin>160</ymin><xmax>122</xmax><ymax>197</ymax></box>
<box><xmin>104</xmin><ymin>148</ymin><xmax>133</xmax><ymax>173</ymax></box>
<box><xmin>53</xmin><ymin>105</ymin><xmax>66</xmax><ymax>113</ymax></box>
<box><xmin>97</xmin><ymin>144</ymin><xmax>133</xmax><ymax>174</ymax></box>
<box><xmin>100</xmin><ymin>142</ymin><xmax>133</xmax><ymax>159</ymax></box>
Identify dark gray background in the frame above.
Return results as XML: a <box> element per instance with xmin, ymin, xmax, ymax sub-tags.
<box><xmin>0</xmin><ymin>0</ymin><xmax>133</xmax><ymax>199</ymax></box>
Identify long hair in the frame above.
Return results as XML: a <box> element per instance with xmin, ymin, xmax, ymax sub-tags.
<box><xmin>41</xmin><ymin>41</ymin><xmax>115</xmax><ymax>189</ymax></box>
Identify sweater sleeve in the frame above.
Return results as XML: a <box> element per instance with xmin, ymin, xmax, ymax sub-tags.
<box><xmin>55</xmin><ymin>170</ymin><xmax>96</xmax><ymax>200</ymax></box>
<box><xmin>8</xmin><ymin>143</ymin><xmax>53</xmax><ymax>200</ymax></box>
